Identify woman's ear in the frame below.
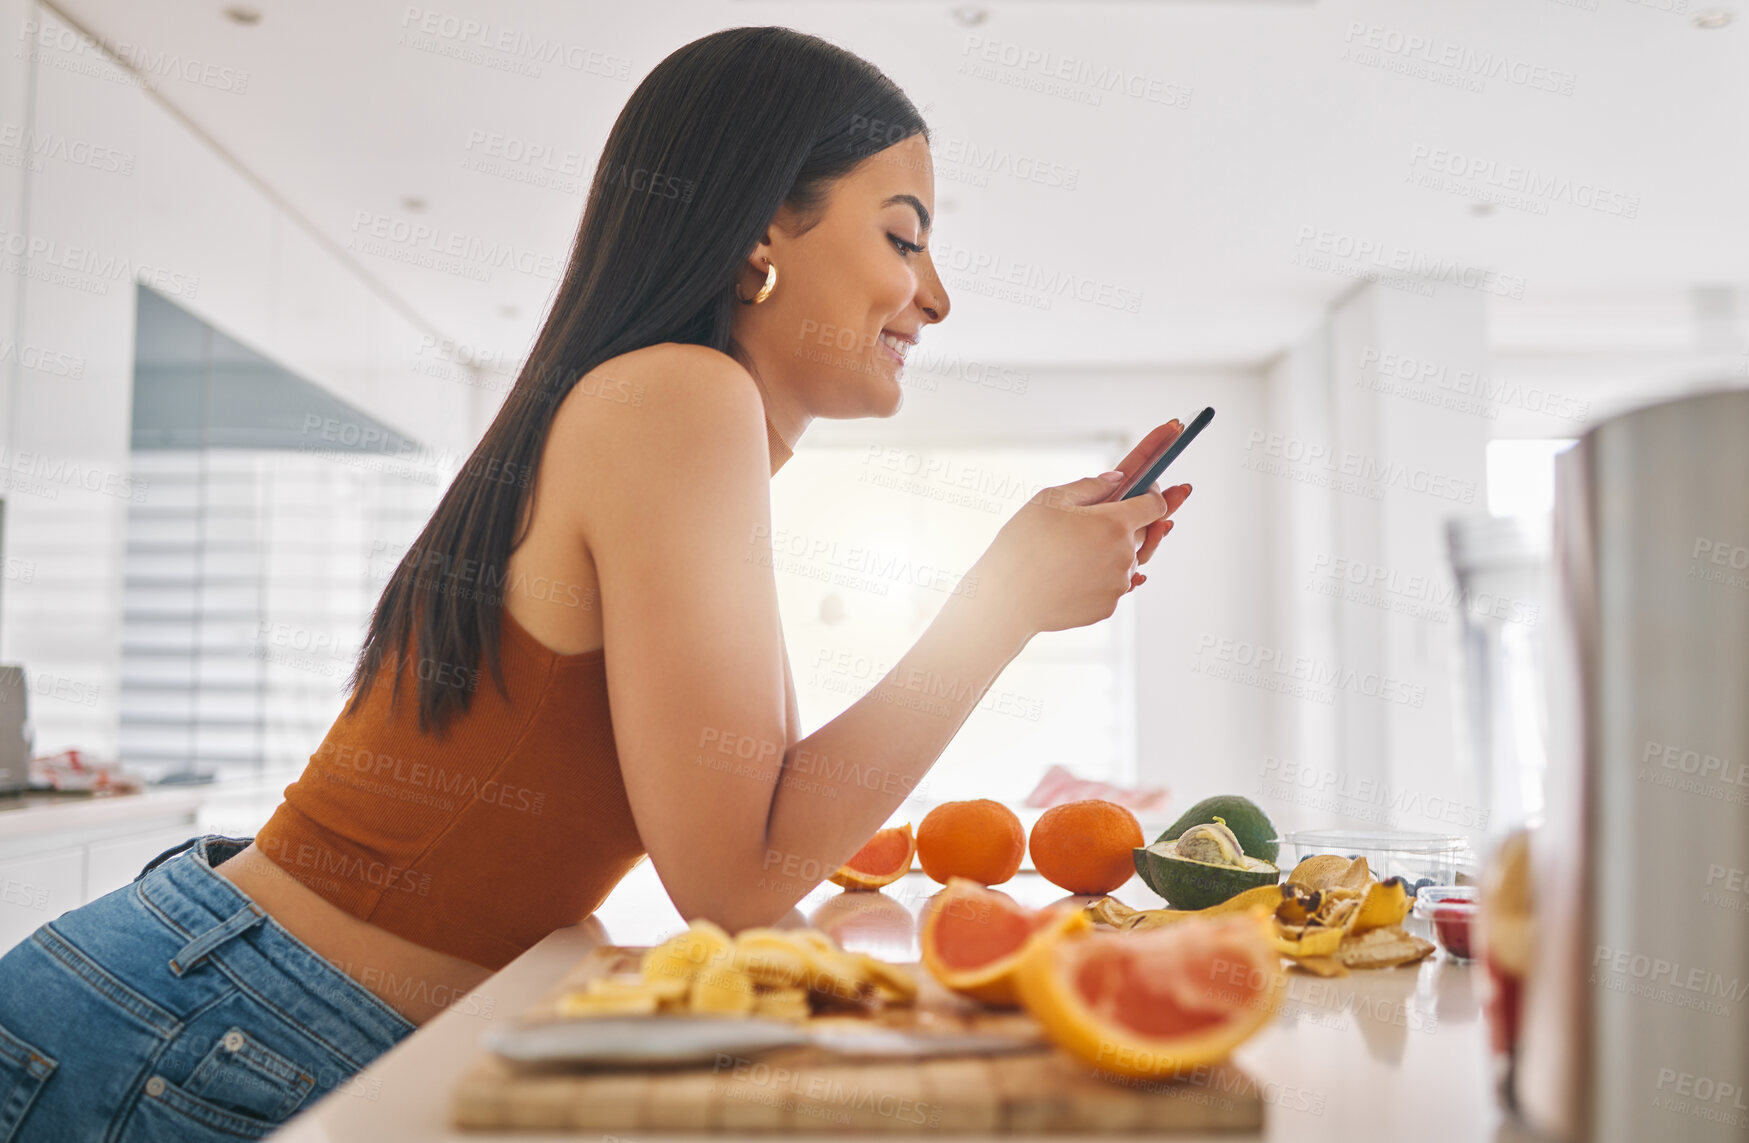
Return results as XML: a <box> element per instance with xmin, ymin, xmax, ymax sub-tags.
<box><xmin>741</xmin><ymin>202</ymin><xmax>803</xmax><ymax>288</ymax></box>
<box><xmin>759</xmin><ymin>201</ymin><xmax>808</xmax><ymax>257</ymax></box>
<box><xmin>744</xmin><ymin>240</ymin><xmax>774</xmax><ymax>276</ymax></box>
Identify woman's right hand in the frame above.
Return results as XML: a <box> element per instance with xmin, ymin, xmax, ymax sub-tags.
<box><xmin>969</xmin><ymin>421</ymin><xmax>1193</xmax><ymax>636</ymax></box>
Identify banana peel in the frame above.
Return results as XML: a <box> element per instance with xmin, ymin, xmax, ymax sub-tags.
<box><xmin>1286</xmin><ymin>854</ymin><xmax>1356</xmax><ymax>890</ymax></box>
<box><xmin>1087</xmin><ymin>855</ymin><xmax>1425</xmax><ymax>973</ymax></box>
<box><xmin>1273</xmin><ymin>926</ymin><xmax>1344</xmax><ymax>958</ymax></box>
<box><xmin>1349</xmin><ymin>876</ymin><xmax>1411</xmax><ymax>934</ymax></box>
<box><xmin>1337</xmin><ymin>925</ymin><xmax>1435</xmax><ymax>969</ymax></box>
<box><xmin>1086</xmin><ymin>896</ymin><xmax>1141</xmax><ymax>928</ymax></box>
<box><xmin>1085</xmin><ymin>885</ymin><xmax>1286</xmax><ymax>931</ymax></box>
<box><xmin>1286</xmin><ymin>954</ymin><xmax>1349</xmax><ymax>978</ymax></box>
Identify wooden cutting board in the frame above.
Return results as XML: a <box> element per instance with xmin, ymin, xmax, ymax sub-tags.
<box><xmin>450</xmin><ymin>945</ymin><xmax>1264</xmax><ymax>1133</ymax></box>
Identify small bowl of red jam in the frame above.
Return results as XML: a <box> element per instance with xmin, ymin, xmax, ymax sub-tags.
<box><xmin>1411</xmin><ymin>885</ymin><xmax>1479</xmax><ymax>960</ymax></box>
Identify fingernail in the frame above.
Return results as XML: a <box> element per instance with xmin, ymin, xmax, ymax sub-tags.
<box><xmin>1099</xmin><ymin>470</ymin><xmax>1125</xmax><ymax>482</ymax></box>
<box><xmin>1182</xmin><ymin>483</ymin><xmax>1193</xmax><ymax>494</ymax></box>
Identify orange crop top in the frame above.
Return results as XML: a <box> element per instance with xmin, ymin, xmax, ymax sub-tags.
<box><xmin>252</xmin><ymin>413</ymin><xmax>793</xmax><ymax>971</ymax></box>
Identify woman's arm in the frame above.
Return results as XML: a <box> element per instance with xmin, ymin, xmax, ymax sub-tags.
<box><xmin>570</xmin><ymin>344</ymin><xmax>1173</xmax><ymax>930</ymax></box>
<box><xmin>755</xmin><ymin>422</ymin><xmax>1188</xmax><ymax>919</ymax></box>
<box><xmin>753</xmin><ymin>583</ymin><xmax>1029</xmax><ymax>908</ymax></box>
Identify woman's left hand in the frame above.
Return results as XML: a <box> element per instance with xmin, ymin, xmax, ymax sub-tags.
<box><xmin>1107</xmin><ymin>421</ymin><xmax>1193</xmax><ymax>590</ymax></box>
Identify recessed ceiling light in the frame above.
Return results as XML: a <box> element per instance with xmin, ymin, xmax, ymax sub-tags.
<box><xmin>1469</xmin><ymin>201</ymin><xmax>1496</xmax><ymax>218</ymax></box>
<box><xmin>222</xmin><ymin>6</ymin><xmax>261</xmax><ymax>25</ymax></box>
<box><xmin>950</xmin><ymin>6</ymin><xmax>989</xmax><ymax>27</ymax></box>
<box><xmin>401</xmin><ymin>196</ymin><xmax>427</xmax><ymax>212</ymax></box>
<box><xmin>1693</xmin><ymin>7</ymin><xmax>1734</xmax><ymax>27</ymax></box>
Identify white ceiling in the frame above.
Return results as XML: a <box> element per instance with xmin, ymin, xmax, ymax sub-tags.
<box><xmin>50</xmin><ymin>0</ymin><xmax>1749</xmax><ymax>370</ymax></box>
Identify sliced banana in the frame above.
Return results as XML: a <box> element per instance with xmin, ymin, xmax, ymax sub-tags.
<box><xmin>558</xmin><ymin>918</ymin><xmax>914</xmax><ymax>1022</ymax></box>
<box><xmin>729</xmin><ymin>934</ymin><xmax>812</xmax><ymax>988</ymax></box>
<box><xmin>637</xmin><ymin>967</ymin><xmax>692</xmax><ymax>1002</ymax></box>
<box><xmin>557</xmin><ymin>979</ymin><xmax>662</xmax><ymax>1016</ymax></box>
<box><xmin>789</xmin><ymin>929</ymin><xmax>839</xmax><ymax>954</ymax></box>
<box><xmin>751</xmin><ymin>986</ymin><xmax>813</xmax><ymax>1020</ymax></box>
<box><xmin>689</xmin><ymin>965</ymin><xmax>757</xmax><ymax>1014</ymax></box>
<box><xmin>671</xmin><ymin>920</ymin><xmax>735</xmax><ymax>967</ymax></box>
<box><xmin>853</xmin><ymin>952</ymin><xmax>918</xmax><ymax>1003</ymax></box>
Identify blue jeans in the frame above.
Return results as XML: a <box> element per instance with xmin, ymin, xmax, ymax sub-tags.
<box><xmin>0</xmin><ymin>834</ymin><xmax>417</xmax><ymax>1141</ymax></box>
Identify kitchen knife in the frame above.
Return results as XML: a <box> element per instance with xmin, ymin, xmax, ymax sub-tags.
<box><xmin>485</xmin><ymin>1015</ymin><xmax>1050</xmax><ymax>1068</ymax></box>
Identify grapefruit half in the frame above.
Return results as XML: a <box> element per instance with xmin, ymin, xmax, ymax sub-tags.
<box><xmin>1016</xmin><ymin>908</ymin><xmax>1283</xmax><ymax>1079</ymax></box>
<box><xmin>828</xmin><ymin>823</ymin><xmax>915</xmax><ymax>891</ymax></box>
<box><xmin>919</xmin><ymin>877</ymin><xmax>1091</xmax><ymax>1007</ymax></box>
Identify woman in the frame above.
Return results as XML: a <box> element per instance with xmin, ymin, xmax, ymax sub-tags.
<box><xmin>0</xmin><ymin>25</ymin><xmax>1186</xmax><ymax>1142</ymax></box>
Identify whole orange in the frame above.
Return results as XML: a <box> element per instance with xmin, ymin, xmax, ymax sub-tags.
<box><xmin>915</xmin><ymin>799</ymin><xmax>1026</xmax><ymax>886</ymax></box>
<box><xmin>1028</xmin><ymin>799</ymin><xmax>1144</xmax><ymax>894</ymax></box>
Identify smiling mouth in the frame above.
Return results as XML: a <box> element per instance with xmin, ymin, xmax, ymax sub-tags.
<box><xmin>878</xmin><ymin>329</ymin><xmax>915</xmax><ymax>365</ymax></box>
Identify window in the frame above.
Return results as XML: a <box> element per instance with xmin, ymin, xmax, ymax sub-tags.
<box><xmin>768</xmin><ymin>438</ymin><xmax>1134</xmax><ymax>806</ymax></box>
<box><xmin>122</xmin><ymin>286</ymin><xmax>442</xmax><ymax>780</ymax></box>
<box><xmin>1485</xmin><ymin>438</ymin><xmax>1578</xmax><ymax>517</ymax></box>
<box><xmin>1465</xmin><ymin>436</ymin><xmax>1576</xmax><ymax>831</ymax></box>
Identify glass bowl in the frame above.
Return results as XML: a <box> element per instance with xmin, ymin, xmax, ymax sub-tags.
<box><xmin>1282</xmin><ymin>828</ymin><xmax>1473</xmax><ymax>897</ymax></box>
<box><xmin>1412</xmin><ymin>885</ymin><xmax>1479</xmax><ymax>959</ymax></box>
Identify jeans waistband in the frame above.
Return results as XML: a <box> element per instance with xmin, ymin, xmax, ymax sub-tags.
<box><xmin>133</xmin><ymin>834</ymin><xmax>417</xmax><ymax>1058</ymax></box>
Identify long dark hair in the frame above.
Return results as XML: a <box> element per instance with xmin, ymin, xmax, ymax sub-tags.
<box><xmin>346</xmin><ymin>26</ymin><xmax>930</xmax><ymax>736</ymax></box>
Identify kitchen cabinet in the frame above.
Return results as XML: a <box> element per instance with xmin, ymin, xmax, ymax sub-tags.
<box><xmin>0</xmin><ymin>844</ymin><xmax>85</xmax><ymax>952</ymax></box>
<box><xmin>84</xmin><ymin>824</ymin><xmax>210</xmax><ymax>903</ymax></box>
<box><xmin>0</xmin><ymin>789</ymin><xmax>203</xmax><ymax>955</ymax></box>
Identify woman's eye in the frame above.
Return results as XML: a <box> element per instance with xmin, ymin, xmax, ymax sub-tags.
<box><xmin>888</xmin><ymin>233</ymin><xmax>923</xmax><ymax>256</ymax></box>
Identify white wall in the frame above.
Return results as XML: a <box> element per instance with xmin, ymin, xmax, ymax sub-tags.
<box><xmin>1260</xmin><ymin>280</ymin><xmax>1523</xmax><ymax>855</ymax></box>
<box><xmin>804</xmin><ymin>357</ymin><xmax>1281</xmax><ymax>811</ymax></box>
<box><xmin>0</xmin><ymin>3</ymin><xmax>487</xmax><ymax>757</ymax></box>
<box><xmin>1327</xmin><ymin>283</ymin><xmax>1491</xmax><ymax>845</ymax></box>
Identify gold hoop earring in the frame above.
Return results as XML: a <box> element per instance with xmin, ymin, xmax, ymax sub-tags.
<box><xmin>736</xmin><ymin>260</ymin><xmax>777</xmax><ymax>305</ymax></box>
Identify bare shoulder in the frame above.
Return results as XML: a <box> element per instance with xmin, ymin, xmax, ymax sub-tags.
<box><xmin>547</xmin><ymin>343</ymin><xmax>770</xmax><ymax>542</ymax></box>
<box><xmin>553</xmin><ymin>342</ymin><xmax>764</xmax><ymax>449</ymax></box>
<box><xmin>577</xmin><ymin>342</ymin><xmax>758</xmax><ymax>415</ymax></box>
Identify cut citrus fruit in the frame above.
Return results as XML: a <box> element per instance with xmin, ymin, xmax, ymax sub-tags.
<box><xmin>1016</xmin><ymin>908</ymin><xmax>1283</xmax><ymax>1080</ymax></box>
<box><xmin>919</xmin><ymin>877</ymin><xmax>1091</xmax><ymax>1008</ymax></box>
<box><xmin>828</xmin><ymin>823</ymin><xmax>915</xmax><ymax>890</ymax></box>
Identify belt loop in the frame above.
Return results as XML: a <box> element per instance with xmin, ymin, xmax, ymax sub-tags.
<box><xmin>168</xmin><ymin>902</ymin><xmax>267</xmax><ymax>976</ymax></box>
<box><xmin>134</xmin><ymin>835</ymin><xmax>203</xmax><ymax>883</ymax></box>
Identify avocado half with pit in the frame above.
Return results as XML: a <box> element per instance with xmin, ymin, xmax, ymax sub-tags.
<box><xmin>1156</xmin><ymin>794</ymin><xmax>1280</xmax><ymax>864</ymax></box>
<box><xmin>1133</xmin><ymin>819</ymin><xmax>1281</xmax><ymax>910</ymax></box>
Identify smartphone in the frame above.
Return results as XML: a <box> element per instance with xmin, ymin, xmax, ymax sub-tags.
<box><xmin>1110</xmin><ymin>406</ymin><xmax>1215</xmax><ymax>501</ymax></box>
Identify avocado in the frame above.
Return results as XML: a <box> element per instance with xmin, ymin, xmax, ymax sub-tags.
<box><xmin>1156</xmin><ymin>795</ymin><xmax>1280</xmax><ymax>864</ymax></box>
<box><xmin>1132</xmin><ymin>824</ymin><xmax>1281</xmax><ymax>911</ymax></box>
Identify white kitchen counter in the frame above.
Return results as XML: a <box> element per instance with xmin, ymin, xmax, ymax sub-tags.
<box><xmin>0</xmin><ymin>763</ymin><xmax>303</xmax><ymax>854</ymax></box>
<box><xmin>0</xmin><ymin>786</ymin><xmax>206</xmax><ymax>848</ymax></box>
<box><xmin>269</xmin><ymin>863</ymin><xmax>1522</xmax><ymax>1142</ymax></box>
